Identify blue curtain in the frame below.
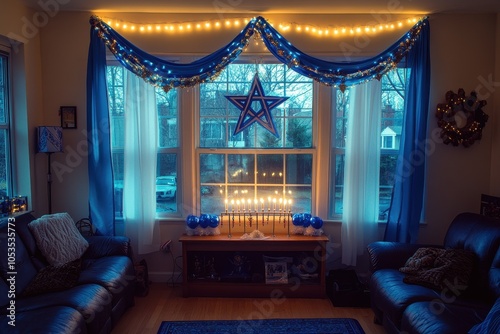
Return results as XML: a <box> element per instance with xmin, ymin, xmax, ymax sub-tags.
<box><xmin>86</xmin><ymin>27</ymin><xmax>115</xmax><ymax>236</ymax></box>
<box><xmin>384</xmin><ymin>22</ymin><xmax>431</xmax><ymax>243</ymax></box>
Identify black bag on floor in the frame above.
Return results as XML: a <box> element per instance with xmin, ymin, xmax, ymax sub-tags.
<box><xmin>326</xmin><ymin>269</ymin><xmax>370</xmax><ymax>307</ymax></box>
<box><xmin>134</xmin><ymin>259</ymin><xmax>150</xmax><ymax>297</ymax></box>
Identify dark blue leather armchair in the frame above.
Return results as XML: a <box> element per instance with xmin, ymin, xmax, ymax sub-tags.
<box><xmin>368</xmin><ymin>212</ymin><xmax>500</xmax><ymax>334</ymax></box>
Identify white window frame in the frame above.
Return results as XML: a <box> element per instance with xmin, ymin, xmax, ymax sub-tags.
<box><xmin>192</xmin><ymin>58</ymin><xmax>320</xmax><ymax>217</ymax></box>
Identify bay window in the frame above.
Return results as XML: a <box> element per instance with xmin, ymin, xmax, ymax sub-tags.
<box><xmin>107</xmin><ymin>59</ymin><xmax>408</xmax><ymax>220</ymax></box>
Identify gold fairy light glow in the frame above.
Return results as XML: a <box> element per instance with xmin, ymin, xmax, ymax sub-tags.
<box><xmin>102</xmin><ymin>16</ymin><xmax>424</xmax><ymax>38</ymax></box>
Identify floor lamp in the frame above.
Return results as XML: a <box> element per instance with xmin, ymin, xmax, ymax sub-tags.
<box><xmin>37</xmin><ymin>126</ymin><xmax>63</xmax><ymax>214</ymax></box>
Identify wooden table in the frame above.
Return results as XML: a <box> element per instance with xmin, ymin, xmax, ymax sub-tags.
<box><xmin>179</xmin><ymin>234</ymin><xmax>329</xmax><ymax>298</ymax></box>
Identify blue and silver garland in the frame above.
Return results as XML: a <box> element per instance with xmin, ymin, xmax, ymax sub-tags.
<box><xmin>90</xmin><ymin>15</ymin><xmax>428</xmax><ymax>92</ymax></box>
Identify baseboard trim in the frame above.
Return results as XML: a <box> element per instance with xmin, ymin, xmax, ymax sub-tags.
<box><xmin>149</xmin><ymin>271</ymin><xmax>182</xmax><ymax>283</ymax></box>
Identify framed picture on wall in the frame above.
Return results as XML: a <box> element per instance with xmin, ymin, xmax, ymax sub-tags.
<box><xmin>60</xmin><ymin>106</ymin><xmax>77</xmax><ymax>129</ymax></box>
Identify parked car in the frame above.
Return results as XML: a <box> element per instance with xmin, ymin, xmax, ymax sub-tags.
<box><xmin>156</xmin><ymin>176</ymin><xmax>177</xmax><ymax>200</ymax></box>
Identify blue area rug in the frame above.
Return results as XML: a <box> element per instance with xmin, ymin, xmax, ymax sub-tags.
<box><xmin>157</xmin><ymin>318</ymin><xmax>365</xmax><ymax>334</ymax></box>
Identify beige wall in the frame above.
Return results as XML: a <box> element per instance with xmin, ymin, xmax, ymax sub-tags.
<box><xmin>422</xmin><ymin>13</ymin><xmax>498</xmax><ymax>244</ymax></box>
<box><xmin>2</xmin><ymin>5</ymin><xmax>498</xmax><ymax>277</ymax></box>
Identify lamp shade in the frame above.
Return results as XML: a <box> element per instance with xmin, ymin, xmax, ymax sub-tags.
<box><xmin>37</xmin><ymin>126</ymin><xmax>63</xmax><ymax>153</ymax></box>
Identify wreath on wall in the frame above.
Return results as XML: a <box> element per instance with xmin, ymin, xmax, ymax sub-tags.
<box><xmin>436</xmin><ymin>88</ymin><xmax>488</xmax><ymax>147</ymax></box>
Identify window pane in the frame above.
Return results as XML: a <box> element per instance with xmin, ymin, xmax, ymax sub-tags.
<box><xmin>228</xmin><ymin>154</ymin><xmax>254</xmax><ymax>184</ymax></box>
<box><xmin>286</xmin><ymin>118</ymin><xmax>312</xmax><ymax>148</ymax></box>
<box><xmin>158</xmin><ymin>89</ymin><xmax>178</xmax><ymax>148</ymax></box>
<box><xmin>200</xmin><ymin>154</ymin><xmax>225</xmax><ymax>183</ymax></box>
<box><xmin>0</xmin><ymin>53</ymin><xmax>10</xmax><ymax>198</ymax></box>
<box><xmin>200</xmin><ymin>118</ymin><xmax>226</xmax><ymax>148</ymax></box>
<box><xmin>112</xmin><ymin>152</ymin><xmax>124</xmax><ymax>215</ymax></box>
<box><xmin>331</xmin><ymin>154</ymin><xmax>345</xmax><ymax>216</ymax></box>
<box><xmin>257</xmin><ymin>154</ymin><xmax>283</xmax><ymax>184</ymax></box>
<box><xmin>199</xmin><ymin>63</ymin><xmax>313</xmax><ymax>148</ymax></box>
<box><xmin>286</xmin><ymin>185</ymin><xmax>312</xmax><ymax>213</ymax></box>
<box><xmin>200</xmin><ymin>153</ymin><xmax>312</xmax><ymax>214</ymax></box>
<box><xmin>0</xmin><ymin>130</ymin><xmax>7</xmax><ymax>197</ymax></box>
<box><xmin>156</xmin><ymin>153</ymin><xmax>177</xmax><ymax>213</ymax></box>
<box><xmin>0</xmin><ymin>55</ymin><xmax>6</xmax><ymax>123</ymax></box>
<box><xmin>286</xmin><ymin>154</ymin><xmax>312</xmax><ymax>184</ymax></box>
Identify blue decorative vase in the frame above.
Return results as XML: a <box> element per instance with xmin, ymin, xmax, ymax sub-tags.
<box><xmin>186</xmin><ymin>215</ymin><xmax>199</xmax><ymax>229</ymax></box>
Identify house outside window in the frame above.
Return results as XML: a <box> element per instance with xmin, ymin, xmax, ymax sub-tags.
<box><xmin>0</xmin><ymin>46</ymin><xmax>12</xmax><ymax>198</ymax></box>
<box><xmin>381</xmin><ymin>125</ymin><xmax>401</xmax><ymax>149</ymax></box>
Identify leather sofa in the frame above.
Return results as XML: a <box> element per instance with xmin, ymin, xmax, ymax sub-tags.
<box><xmin>367</xmin><ymin>212</ymin><xmax>500</xmax><ymax>334</ymax></box>
<box><xmin>0</xmin><ymin>213</ymin><xmax>135</xmax><ymax>334</ymax></box>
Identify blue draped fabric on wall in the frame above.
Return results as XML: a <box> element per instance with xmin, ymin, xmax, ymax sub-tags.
<box><xmin>384</xmin><ymin>22</ymin><xmax>431</xmax><ymax>243</ymax></box>
<box><xmin>87</xmin><ymin>15</ymin><xmax>430</xmax><ymax>240</ymax></box>
<box><xmin>89</xmin><ymin>16</ymin><xmax>427</xmax><ymax>91</ymax></box>
<box><xmin>86</xmin><ymin>27</ymin><xmax>115</xmax><ymax>236</ymax></box>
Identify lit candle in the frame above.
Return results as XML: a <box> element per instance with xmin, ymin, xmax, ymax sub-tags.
<box><xmin>268</xmin><ymin>197</ymin><xmax>271</xmax><ymax>210</ymax></box>
<box><xmin>283</xmin><ymin>199</ymin><xmax>287</xmax><ymax>212</ymax></box>
<box><xmin>225</xmin><ymin>198</ymin><xmax>228</xmax><ymax>212</ymax></box>
<box><xmin>254</xmin><ymin>198</ymin><xmax>258</xmax><ymax>211</ymax></box>
<box><xmin>288</xmin><ymin>199</ymin><xmax>292</xmax><ymax>212</ymax></box>
<box><xmin>237</xmin><ymin>200</ymin><xmax>240</xmax><ymax>211</ymax></box>
<box><xmin>242</xmin><ymin>199</ymin><xmax>245</xmax><ymax>211</ymax></box>
<box><xmin>231</xmin><ymin>199</ymin><xmax>235</xmax><ymax>211</ymax></box>
<box><xmin>279</xmin><ymin>198</ymin><xmax>283</xmax><ymax>211</ymax></box>
<box><xmin>273</xmin><ymin>198</ymin><xmax>277</xmax><ymax>211</ymax></box>
<box><xmin>260</xmin><ymin>198</ymin><xmax>264</xmax><ymax>211</ymax></box>
<box><xmin>247</xmin><ymin>198</ymin><xmax>252</xmax><ymax>211</ymax></box>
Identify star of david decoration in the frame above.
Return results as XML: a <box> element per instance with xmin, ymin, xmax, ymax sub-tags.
<box><xmin>225</xmin><ymin>74</ymin><xmax>288</xmax><ymax>138</ymax></box>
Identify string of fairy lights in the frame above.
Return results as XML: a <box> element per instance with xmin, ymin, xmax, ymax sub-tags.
<box><xmin>100</xmin><ymin>16</ymin><xmax>423</xmax><ymax>38</ymax></box>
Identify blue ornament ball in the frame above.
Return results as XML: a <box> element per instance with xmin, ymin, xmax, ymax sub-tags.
<box><xmin>302</xmin><ymin>213</ymin><xmax>312</xmax><ymax>227</ymax></box>
<box><xmin>209</xmin><ymin>215</ymin><xmax>220</xmax><ymax>228</ymax></box>
<box><xmin>292</xmin><ymin>213</ymin><xmax>303</xmax><ymax>226</ymax></box>
<box><xmin>310</xmin><ymin>216</ymin><xmax>323</xmax><ymax>229</ymax></box>
<box><xmin>186</xmin><ymin>215</ymin><xmax>199</xmax><ymax>229</ymax></box>
<box><xmin>199</xmin><ymin>214</ymin><xmax>211</xmax><ymax>228</ymax></box>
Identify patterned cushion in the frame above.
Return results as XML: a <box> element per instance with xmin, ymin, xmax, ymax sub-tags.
<box><xmin>22</xmin><ymin>259</ymin><xmax>82</xmax><ymax>297</ymax></box>
<box><xmin>28</xmin><ymin>213</ymin><xmax>89</xmax><ymax>266</ymax></box>
<box><xmin>400</xmin><ymin>247</ymin><xmax>476</xmax><ymax>290</ymax></box>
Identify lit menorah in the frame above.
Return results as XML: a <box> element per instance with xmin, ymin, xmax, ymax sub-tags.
<box><xmin>220</xmin><ymin>208</ymin><xmax>293</xmax><ymax>238</ymax></box>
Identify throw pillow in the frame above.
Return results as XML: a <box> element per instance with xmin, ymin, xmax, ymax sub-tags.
<box><xmin>400</xmin><ymin>247</ymin><xmax>476</xmax><ymax>291</ymax></box>
<box><xmin>28</xmin><ymin>212</ymin><xmax>89</xmax><ymax>266</ymax></box>
<box><xmin>399</xmin><ymin>247</ymin><xmax>444</xmax><ymax>274</ymax></box>
<box><xmin>22</xmin><ymin>259</ymin><xmax>82</xmax><ymax>297</ymax></box>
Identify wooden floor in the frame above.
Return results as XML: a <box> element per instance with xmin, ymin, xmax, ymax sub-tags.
<box><xmin>111</xmin><ymin>282</ymin><xmax>387</xmax><ymax>334</ymax></box>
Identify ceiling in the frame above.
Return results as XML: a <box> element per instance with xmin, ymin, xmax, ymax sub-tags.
<box><xmin>20</xmin><ymin>0</ymin><xmax>500</xmax><ymax>14</ymax></box>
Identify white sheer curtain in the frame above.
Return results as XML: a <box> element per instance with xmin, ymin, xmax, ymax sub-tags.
<box><xmin>123</xmin><ymin>72</ymin><xmax>160</xmax><ymax>254</ymax></box>
<box><xmin>341</xmin><ymin>79</ymin><xmax>382</xmax><ymax>267</ymax></box>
